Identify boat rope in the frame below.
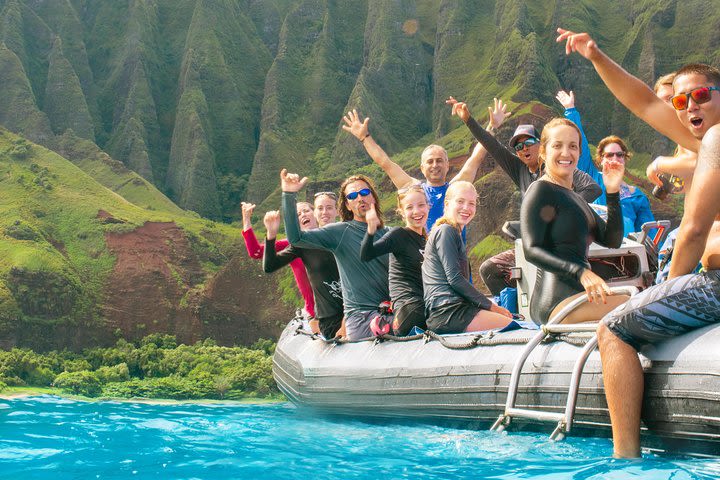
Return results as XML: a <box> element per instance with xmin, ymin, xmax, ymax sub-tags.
<box><xmin>291</xmin><ymin>321</ymin><xmax>593</xmax><ymax>349</ymax></box>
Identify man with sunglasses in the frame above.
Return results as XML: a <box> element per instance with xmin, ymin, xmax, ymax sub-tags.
<box><xmin>446</xmin><ymin>97</ymin><xmax>602</xmax><ymax>297</ymax></box>
<box><xmin>280</xmin><ymin>169</ymin><xmax>391</xmax><ymax>341</ymax></box>
<box><xmin>559</xmin><ymin>28</ymin><xmax>720</xmax><ymax>458</ymax></box>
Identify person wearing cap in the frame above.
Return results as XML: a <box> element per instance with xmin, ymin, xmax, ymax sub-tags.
<box><xmin>446</xmin><ymin>97</ymin><xmax>602</xmax><ymax>297</ymax></box>
<box><xmin>341</xmin><ymin>99</ymin><xmax>510</xmax><ymax>232</ymax></box>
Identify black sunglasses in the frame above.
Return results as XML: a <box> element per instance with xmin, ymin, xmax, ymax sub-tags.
<box><xmin>513</xmin><ymin>138</ymin><xmax>538</xmax><ymax>152</ymax></box>
<box><xmin>345</xmin><ymin>188</ymin><xmax>371</xmax><ymax>200</ymax></box>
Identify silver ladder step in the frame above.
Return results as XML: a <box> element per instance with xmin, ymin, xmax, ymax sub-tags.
<box><xmin>490</xmin><ymin>286</ymin><xmax>639</xmax><ymax>441</ymax></box>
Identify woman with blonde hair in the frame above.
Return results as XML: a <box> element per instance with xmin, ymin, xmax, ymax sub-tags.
<box><xmin>422</xmin><ymin>181</ymin><xmax>513</xmax><ymax>333</ymax></box>
<box><xmin>361</xmin><ymin>184</ymin><xmax>429</xmax><ymax>335</ymax></box>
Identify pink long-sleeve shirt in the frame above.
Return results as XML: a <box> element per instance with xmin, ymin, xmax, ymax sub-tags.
<box><xmin>242</xmin><ymin>228</ymin><xmax>315</xmax><ymax>317</ymax></box>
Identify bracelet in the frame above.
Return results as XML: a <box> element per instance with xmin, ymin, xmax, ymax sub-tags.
<box><xmin>361</xmin><ymin>133</ymin><xmax>371</xmax><ymax>142</ymax></box>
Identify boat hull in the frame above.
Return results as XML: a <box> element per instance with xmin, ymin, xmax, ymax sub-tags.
<box><xmin>273</xmin><ymin>321</ymin><xmax>720</xmax><ymax>454</ymax></box>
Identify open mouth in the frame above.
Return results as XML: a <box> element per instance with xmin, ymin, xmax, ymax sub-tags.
<box><xmin>300</xmin><ymin>217</ymin><xmax>311</xmax><ymax>226</ymax></box>
<box><xmin>690</xmin><ymin>116</ymin><xmax>704</xmax><ymax>128</ymax></box>
<box><xmin>558</xmin><ymin>160</ymin><xmax>573</xmax><ymax>166</ymax></box>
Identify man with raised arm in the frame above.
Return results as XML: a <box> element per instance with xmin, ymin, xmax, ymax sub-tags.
<box><xmin>341</xmin><ymin>100</ymin><xmax>508</xmax><ymax>231</ymax></box>
<box><xmin>559</xmin><ymin>28</ymin><xmax>720</xmax><ymax>458</ymax></box>
<box><xmin>280</xmin><ymin>169</ymin><xmax>391</xmax><ymax>341</ymax></box>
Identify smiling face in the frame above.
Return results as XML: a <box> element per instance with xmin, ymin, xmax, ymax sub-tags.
<box><xmin>599</xmin><ymin>142</ymin><xmax>626</xmax><ymax>167</ymax></box>
<box><xmin>313</xmin><ymin>194</ymin><xmax>337</xmax><ymax>227</ymax></box>
<box><xmin>513</xmin><ymin>135</ymin><xmax>541</xmax><ymax>170</ymax></box>
<box><xmin>296</xmin><ymin>202</ymin><xmax>318</xmax><ymax>231</ymax></box>
<box><xmin>343</xmin><ymin>180</ymin><xmax>375</xmax><ymax>222</ymax></box>
<box><xmin>398</xmin><ymin>190</ymin><xmax>429</xmax><ymax>232</ymax></box>
<box><xmin>420</xmin><ymin>145</ymin><xmax>450</xmax><ymax>186</ymax></box>
<box><xmin>673</xmin><ymin>73</ymin><xmax>720</xmax><ymax>139</ymax></box>
<box><xmin>445</xmin><ymin>183</ymin><xmax>477</xmax><ymax>228</ymax></box>
<box><xmin>542</xmin><ymin>125</ymin><xmax>580</xmax><ymax>181</ymax></box>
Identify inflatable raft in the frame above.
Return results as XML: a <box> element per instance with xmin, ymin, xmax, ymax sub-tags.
<box><xmin>273</xmin><ymin>229</ymin><xmax>720</xmax><ymax>455</ymax></box>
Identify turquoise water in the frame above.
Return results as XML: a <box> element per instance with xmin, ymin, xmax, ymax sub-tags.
<box><xmin>1</xmin><ymin>396</ymin><xmax>719</xmax><ymax>479</ymax></box>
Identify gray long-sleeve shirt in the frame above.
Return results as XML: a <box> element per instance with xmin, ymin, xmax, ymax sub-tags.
<box><xmin>422</xmin><ymin>223</ymin><xmax>491</xmax><ymax>310</ymax></box>
<box><xmin>282</xmin><ymin>192</ymin><xmax>390</xmax><ymax>317</ymax></box>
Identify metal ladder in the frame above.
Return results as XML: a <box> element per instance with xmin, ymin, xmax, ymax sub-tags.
<box><xmin>490</xmin><ymin>285</ymin><xmax>639</xmax><ymax>441</ymax></box>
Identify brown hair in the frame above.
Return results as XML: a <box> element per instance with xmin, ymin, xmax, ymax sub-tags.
<box><xmin>396</xmin><ymin>184</ymin><xmax>428</xmax><ymax>236</ymax></box>
<box><xmin>338</xmin><ymin>174</ymin><xmax>384</xmax><ymax>227</ymax></box>
<box><xmin>654</xmin><ymin>72</ymin><xmax>676</xmax><ymax>93</ymax></box>
<box><xmin>538</xmin><ymin>118</ymin><xmax>582</xmax><ymax>168</ymax></box>
<box><xmin>596</xmin><ymin>135</ymin><xmax>632</xmax><ymax>168</ymax></box>
<box><xmin>434</xmin><ymin>181</ymin><xmax>476</xmax><ymax>232</ymax></box>
<box><xmin>674</xmin><ymin>63</ymin><xmax>720</xmax><ymax>88</ymax></box>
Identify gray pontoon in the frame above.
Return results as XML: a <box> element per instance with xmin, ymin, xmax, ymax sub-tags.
<box><xmin>273</xmin><ymin>229</ymin><xmax>720</xmax><ymax>455</ymax></box>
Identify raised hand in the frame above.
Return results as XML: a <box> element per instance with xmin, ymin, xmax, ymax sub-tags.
<box><xmin>488</xmin><ymin>97</ymin><xmax>511</xmax><ymax>129</ymax></box>
<box><xmin>280</xmin><ymin>168</ymin><xmax>308</xmax><ymax>193</ymax></box>
<box><xmin>341</xmin><ymin>109</ymin><xmax>370</xmax><ymax>141</ymax></box>
<box><xmin>579</xmin><ymin>269</ymin><xmax>612</xmax><ymax>304</ymax></box>
<box><xmin>241</xmin><ymin>202</ymin><xmax>256</xmax><ymax>231</ymax></box>
<box><xmin>263</xmin><ymin>210</ymin><xmax>281</xmax><ymax>240</ymax></box>
<box><xmin>365</xmin><ymin>203</ymin><xmax>380</xmax><ymax>234</ymax></box>
<box><xmin>446</xmin><ymin>96</ymin><xmax>471</xmax><ymax>123</ymax></box>
<box><xmin>602</xmin><ymin>158</ymin><xmax>625</xmax><ymax>194</ymax></box>
<box><xmin>556</xmin><ymin>28</ymin><xmax>601</xmax><ymax>61</ymax></box>
<box><xmin>556</xmin><ymin>90</ymin><xmax>575</xmax><ymax>109</ymax></box>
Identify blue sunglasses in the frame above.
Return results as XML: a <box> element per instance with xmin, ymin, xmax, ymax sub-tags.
<box><xmin>346</xmin><ymin>188</ymin><xmax>371</xmax><ymax>200</ymax></box>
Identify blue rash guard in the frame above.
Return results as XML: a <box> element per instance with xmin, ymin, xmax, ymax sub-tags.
<box><xmin>565</xmin><ymin>107</ymin><xmax>655</xmax><ymax>236</ymax></box>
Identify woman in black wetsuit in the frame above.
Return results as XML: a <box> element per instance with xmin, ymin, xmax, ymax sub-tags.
<box><xmin>360</xmin><ymin>185</ymin><xmax>428</xmax><ymax>335</ymax></box>
<box><xmin>520</xmin><ymin>118</ymin><xmax>628</xmax><ymax>324</ymax></box>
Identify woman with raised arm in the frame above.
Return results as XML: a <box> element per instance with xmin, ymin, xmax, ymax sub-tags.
<box><xmin>422</xmin><ymin>181</ymin><xmax>513</xmax><ymax>334</ymax></box>
<box><xmin>262</xmin><ymin>211</ymin><xmax>343</xmax><ymax>339</ymax></box>
<box><xmin>239</xmin><ymin>201</ymin><xmax>315</xmax><ymax>321</ymax></box>
<box><xmin>360</xmin><ymin>185</ymin><xmax>429</xmax><ymax>335</ymax></box>
<box><xmin>520</xmin><ymin>118</ymin><xmax>628</xmax><ymax>324</ymax></box>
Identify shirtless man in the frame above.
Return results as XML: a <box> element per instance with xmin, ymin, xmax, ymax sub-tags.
<box><xmin>558</xmin><ymin>28</ymin><xmax>720</xmax><ymax>458</ymax></box>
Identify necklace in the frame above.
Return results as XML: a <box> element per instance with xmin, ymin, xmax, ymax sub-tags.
<box><xmin>543</xmin><ymin>171</ymin><xmax>572</xmax><ymax>189</ymax></box>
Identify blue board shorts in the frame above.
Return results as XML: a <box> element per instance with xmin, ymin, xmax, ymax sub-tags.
<box><xmin>603</xmin><ymin>270</ymin><xmax>720</xmax><ymax>350</ymax></box>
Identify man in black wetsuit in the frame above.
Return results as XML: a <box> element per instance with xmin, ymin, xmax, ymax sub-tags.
<box><xmin>559</xmin><ymin>28</ymin><xmax>720</xmax><ymax>458</ymax></box>
<box><xmin>446</xmin><ymin>97</ymin><xmax>602</xmax><ymax>296</ymax></box>
<box><xmin>263</xmin><ymin>210</ymin><xmax>343</xmax><ymax>339</ymax></box>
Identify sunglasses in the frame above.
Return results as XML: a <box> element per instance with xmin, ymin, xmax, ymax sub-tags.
<box><xmin>513</xmin><ymin>137</ymin><xmax>538</xmax><ymax>152</ymax></box>
<box><xmin>314</xmin><ymin>191</ymin><xmax>337</xmax><ymax>199</ymax></box>
<box><xmin>670</xmin><ymin>86</ymin><xmax>720</xmax><ymax>110</ymax></box>
<box><xmin>397</xmin><ymin>184</ymin><xmax>424</xmax><ymax>194</ymax></box>
<box><xmin>602</xmin><ymin>151</ymin><xmax>626</xmax><ymax>159</ymax></box>
<box><xmin>345</xmin><ymin>188</ymin><xmax>371</xmax><ymax>200</ymax></box>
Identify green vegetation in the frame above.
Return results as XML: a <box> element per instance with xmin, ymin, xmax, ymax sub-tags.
<box><xmin>0</xmin><ymin>334</ymin><xmax>280</xmax><ymax>400</ymax></box>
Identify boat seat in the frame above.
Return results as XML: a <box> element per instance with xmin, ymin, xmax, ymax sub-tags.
<box><xmin>490</xmin><ymin>285</ymin><xmax>639</xmax><ymax>441</ymax></box>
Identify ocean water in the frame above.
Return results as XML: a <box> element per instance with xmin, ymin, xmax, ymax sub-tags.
<box><xmin>0</xmin><ymin>396</ymin><xmax>719</xmax><ymax>480</ymax></box>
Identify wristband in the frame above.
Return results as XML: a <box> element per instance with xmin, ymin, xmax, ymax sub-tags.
<box><xmin>361</xmin><ymin>133</ymin><xmax>371</xmax><ymax>142</ymax></box>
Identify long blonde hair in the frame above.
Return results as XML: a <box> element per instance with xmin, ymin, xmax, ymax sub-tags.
<box><xmin>434</xmin><ymin>181</ymin><xmax>477</xmax><ymax>232</ymax></box>
<box><xmin>396</xmin><ymin>184</ymin><xmax>428</xmax><ymax>236</ymax></box>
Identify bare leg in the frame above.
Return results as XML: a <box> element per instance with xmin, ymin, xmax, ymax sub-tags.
<box><xmin>464</xmin><ymin>309</ymin><xmax>512</xmax><ymax>332</ymax></box>
<box><xmin>597</xmin><ymin>322</ymin><xmax>643</xmax><ymax>458</ymax></box>
<box><xmin>309</xmin><ymin>319</ymin><xmax>320</xmax><ymax>334</ymax></box>
<box><xmin>550</xmin><ymin>293</ymin><xmax>629</xmax><ymax>324</ymax></box>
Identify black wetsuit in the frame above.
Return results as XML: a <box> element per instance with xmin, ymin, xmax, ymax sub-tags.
<box><xmin>520</xmin><ymin>181</ymin><xmax>623</xmax><ymax>324</ymax></box>
<box><xmin>360</xmin><ymin>227</ymin><xmax>426</xmax><ymax>335</ymax></box>
<box><xmin>264</xmin><ymin>239</ymin><xmax>344</xmax><ymax>338</ymax></box>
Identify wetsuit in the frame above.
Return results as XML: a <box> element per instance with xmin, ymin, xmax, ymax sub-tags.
<box><xmin>263</xmin><ymin>239</ymin><xmax>344</xmax><ymax>339</ymax></box>
<box><xmin>463</xmin><ymin>115</ymin><xmax>603</xmax><ymax>296</ymax></box>
<box><xmin>360</xmin><ymin>227</ymin><xmax>426</xmax><ymax>335</ymax></box>
<box><xmin>521</xmin><ymin>181</ymin><xmax>623</xmax><ymax>324</ymax></box>
<box><xmin>282</xmin><ymin>192</ymin><xmax>390</xmax><ymax>341</ymax></box>
<box><xmin>423</xmin><ymin>223</ymin><xmax>491</xmax><ymax>333</ymax></box>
